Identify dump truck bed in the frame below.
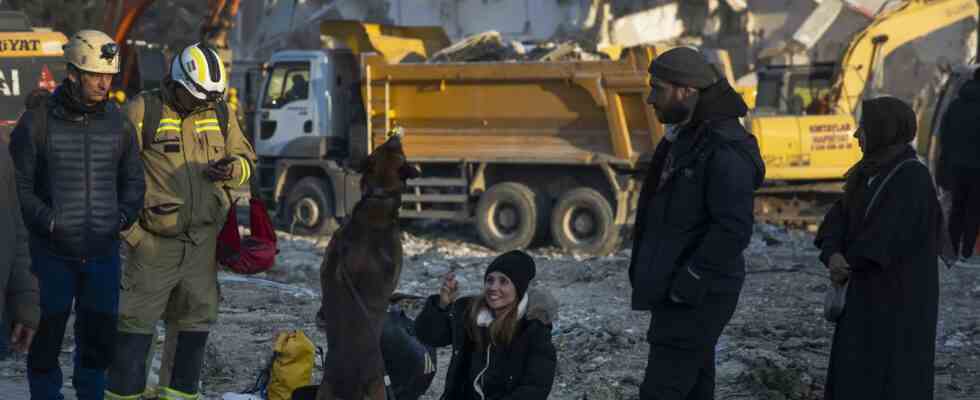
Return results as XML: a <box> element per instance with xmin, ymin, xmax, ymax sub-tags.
<box><xmin>360</xmin><ymin>48</ymin><xmax>664</xmax><ymax>168</ymax></box>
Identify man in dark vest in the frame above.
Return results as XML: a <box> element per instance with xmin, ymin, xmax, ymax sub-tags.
<box><xmin>9</xmin><ymin>30</ymin><xmax>145</xmax><ymax>400</ymax></box>
<box><xmin>629</xmin><ymin>47</ymin><xmax>765</xmax><ymax>399</ymax></box>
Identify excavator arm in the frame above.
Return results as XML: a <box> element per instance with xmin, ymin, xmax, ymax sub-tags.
<box><xmin>202</xmin><ymin>0</ymin><xmax>241</xmax><ymax>50</ymax></box>
<box><xmin>831</xmin><ymin>0</ymin><xmax>978</xmax><ymax>113</ymax></box>
<box><xmin>102</xmin><ymin>0</ymin><xmax>240</xmax><ymax>93</ymax></box>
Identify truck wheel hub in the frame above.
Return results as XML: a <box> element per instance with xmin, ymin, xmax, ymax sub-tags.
<box><xmin>494</xmin><ymin>205</ymin><xmax>520</xmax><ymax>234</ymax></box>
<box><xmin>296</xmin><ymin>198</ymin><xmax>320</xmax><ymax>228</ymax></box>
<box><xmin>566</xmin><ymin>207</ymin><xmax>598</xmax><ymax>242</ymax></box>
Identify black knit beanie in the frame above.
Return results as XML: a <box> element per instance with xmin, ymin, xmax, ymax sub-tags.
<box><xmin>485</xmin><ymin>250</ymin><xmax>536</xmax><ymax>300</ymax></box>
<box><xmin>648</xmin><ymin>47</ymin><xmax>719</xmax><ymax>89</ymax></box>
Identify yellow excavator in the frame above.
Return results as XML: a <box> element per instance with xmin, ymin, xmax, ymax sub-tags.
<box><xmin>747</xmin><ymin>0</ymin><xmax>978</xmax><ymax>224</ymax></box>
<box><xmin>0</xmin><ymin>11</ymin><xmax>68</xmax><ymax>144</ymax></box>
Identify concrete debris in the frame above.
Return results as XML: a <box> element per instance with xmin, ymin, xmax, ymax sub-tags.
<box><xmin>426</xmin><ymin>30</ymin><xmax>607</xmax><ymax>64</ymax></box>
<box><xmin>757</xmin><ymin>224</ymin><xmax>790</xmax><ymax>246</ymax></box>
<box><xmin>780</xmin><ymin>0</ymin><xmax>845</xmax><ymax>56</ymax></box>
<box><xmin>611</xmin><ymin>3</ymin><xmax>686</xmax><ymax>48</ymax></box>
<box><xmin>222</xmin><ymin>393</ymin><xmax>264</xmax><ymax>400</ymax></box>
<box><xmin>220</xmin><ymin>275</ymin><xmax>318</xmax><ymax>299</ymax></box>
<box><xmin>534</xmin><ymin>42</ymin><xmax>602</xmax><ymax>62</ymax></box>
<box><xmin>3</xmin><ymin>222</ymin><xmax>978</xmax><ymax>399</ymax></box>
<box><xmin>943</xmin><ymin>332</ymin><xmax>969</xmax><ymax>349</ymax></box>
<box><xmin>428</xmin><ymin>31</ymin><xmax>521</xmax><ymax>63</ymax></box>
<box><xmin>203</xmin><ymin>340</ymin><xmax>234</xmax><ymax>380</ymax></box>
<box><xmin>723</xmin><ymin>348</ymin><xmax>819</xmax><ymax>400</ymax></box>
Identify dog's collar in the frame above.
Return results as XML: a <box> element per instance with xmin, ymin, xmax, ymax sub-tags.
<box><xmin>363</xmin><ymin>186</ymin><xmax>401</xmax><ymax>199</ymax></box>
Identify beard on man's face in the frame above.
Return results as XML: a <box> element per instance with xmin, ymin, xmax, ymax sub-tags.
<box><xmin>654</xmin><ymin>93</ymin><xmax>697</xmax><ymax>125</ymax></box>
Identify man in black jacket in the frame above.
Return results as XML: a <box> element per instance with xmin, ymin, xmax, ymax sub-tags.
<box><xmin>8</xmin><ymin>30</ymin><xmax>144</xmax><ymax>400</ymax></box>
<box><xmin>937</xmin><ymin>67</ymin><xmax>980</xmax><ymax>259</ymax></box>
<box><xmin>629</xmin><ymin>47</ymin><xmax>765</xmax><ymax>399</ymax></box>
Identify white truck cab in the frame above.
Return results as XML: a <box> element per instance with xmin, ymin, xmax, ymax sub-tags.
<box><xmin>255</xmin><ymin>50</ymin><xmax>349</xmax><ymax>157</ymax></box>
<box><xmin>254</xmin><ymin>49</ymin><xmax>361</xmax><ymax>236</ymax></box>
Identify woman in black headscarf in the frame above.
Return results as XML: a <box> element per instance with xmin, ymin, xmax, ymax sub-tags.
<box><xmin>815</xmin><ymin>96</ymin><xmax>943</xmax><ymax>400</ymax></box>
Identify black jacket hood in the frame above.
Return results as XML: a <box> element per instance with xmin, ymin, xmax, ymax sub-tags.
<box><xmin>958</xmin><ymin>79</ymin><xmax>980</xmax><ymax>102</ymax></box>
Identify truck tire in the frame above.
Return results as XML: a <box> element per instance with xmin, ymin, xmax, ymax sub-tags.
<box><xmin>550</xmin><ymin>187</ymin><xmax>620</xmax><ymax>255</ymax></box>
<box><xmin>475</xmin><ymin>182</ymin><xmax>544</xmax><ymax>252</ymax></box>
<box><xmin>284</xmin><ymin>177</ymin><xmax>339</xmax><ymax>237</ymax></box>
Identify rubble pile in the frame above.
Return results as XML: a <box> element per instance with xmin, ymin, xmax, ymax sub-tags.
<box><xmin>427</xmin><ymin>31</ymin><xmax>524</xmax><ymax>63</ymax></box>
<box><xmin>720</xmin><ymin>348</ymin><xmax>819</xmax><ymax>400</ymax></box>
<box><xmin>2</xmin><ymin>222</ymin><xmax>978</xmax><ymax>399</ymax></box>
<box><xmin>417</xmin><ymin>0</ymin><xmax>754</xmax><ymax>71</ymax></box>
<box><xmin>424</xmin><ymin>30</ymin><xmax>607</xmax><ymax>64</ymax></box>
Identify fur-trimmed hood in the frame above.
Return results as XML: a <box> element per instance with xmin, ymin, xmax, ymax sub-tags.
<box><xmin>472</xmin><ymin>286</ymin><xmax>559</xmax><ymax>327</ymax></box>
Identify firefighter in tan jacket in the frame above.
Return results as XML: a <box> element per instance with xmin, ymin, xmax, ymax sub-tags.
<box><xmin>106</xmin><ymin>44</ymin><xmax>255</xmax><ymax>400</ymax></box>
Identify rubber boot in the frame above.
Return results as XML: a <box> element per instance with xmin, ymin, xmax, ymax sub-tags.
<box><xmin>158</xmin><ymin>323</ymin><xmax>178</xmax><ymax>389</ymax></box>
<box><xmin>105</xmin><ymin>333</ymin><xmax>154</xmax><ymax>399</ymax></box>
<box><xmin>161</xmin><ymin>331</ymin><xmax>209</xmax><ymax>400</ymax></box>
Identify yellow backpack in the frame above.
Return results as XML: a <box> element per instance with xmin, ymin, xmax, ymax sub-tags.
<box><xmin>267</xmin><ymin>330</ymin><xmax>316</xmax><ymax>400</ymax></box>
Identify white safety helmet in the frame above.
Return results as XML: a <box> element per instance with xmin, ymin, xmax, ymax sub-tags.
<box><xmin>63</xmin><ymin>30</ymin><xmax>120</xmax><ymax>74</ymax></box>
<box><xmin>171</xmin><ymin>43</ymin><xmax>226</xmax><ymax>101</ymax></box>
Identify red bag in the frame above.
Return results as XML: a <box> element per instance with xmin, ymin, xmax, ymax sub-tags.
<box><xmin>217</xmin><ymin>197</ymin><xmax>279</xmax><ymax>274</ymax></box>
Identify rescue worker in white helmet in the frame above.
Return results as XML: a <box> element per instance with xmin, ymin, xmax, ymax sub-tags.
<box><xmin>105</xmin><ymin>43</ymin><xmax>254</xmax><ymax>400</ymax></box>
<box><xmin>9</xmin><ymin>29</ymin><xmax>145</xmax><ymax>400</ymax></box>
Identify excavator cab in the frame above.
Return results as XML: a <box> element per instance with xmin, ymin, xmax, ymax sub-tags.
<box><xmin>754</xmin><ymin>63</ymin><xmax>836</xmax><ymax>117</ymax></box>
<box><xmin>749</xmin><ymin>62</ymin><xmax>861</xmax><ymax>181</ymax></box>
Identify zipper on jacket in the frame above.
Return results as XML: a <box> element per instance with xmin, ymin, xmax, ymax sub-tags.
<box><xmin>182</xmin><ymin>108</ymin><xmax>214</xmax><ymax>234</ymax></box>
<box><xmin>83</xmin><ymin>114</ymin><xmax>91</xmax><ymax>254</ymax></box>
<box><xmin>178</xmin><ymin>116</ymin><xmax>194</xmax><ymax>234</ymax></box>
<box><xmin>442</xmin><ymin>306</ymin><xmax>457</xmax><ymax>400</ymax></box>
<box><xmin>474</xmin><ymin>342</ymin><xmax>493</xmax><ymax>400</ymax></box>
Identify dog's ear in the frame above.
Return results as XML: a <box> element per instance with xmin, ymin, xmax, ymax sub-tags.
<box><xmin>400</xmin><ymin>163</ymin><xmax>421</xmax><ymax>180</ymax></box>
<box><xmin>385</xmin><ymin>126</ymin><xmax>405</xmax><ymax>142</ymax></box>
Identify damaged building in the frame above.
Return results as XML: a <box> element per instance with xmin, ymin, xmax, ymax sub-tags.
<box><xmin>231</xmin><ymin>1</ymin><xmax>943</xmax><ymax>78</ymax></box>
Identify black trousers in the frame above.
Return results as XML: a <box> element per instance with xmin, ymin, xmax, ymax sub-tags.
<box><xmin>947</xmin><ymin>167</ymin><xmax>980</xmax><ymax>258</ymax></box>
<box><xmin>641</xmin><ymin>293</ymin><xmax>739</xmax><ymax>400</ymax></box>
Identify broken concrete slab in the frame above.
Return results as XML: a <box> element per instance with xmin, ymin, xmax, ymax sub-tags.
<box><xmin>535</xmin><ymin>42</ymin><xmax>602</xmax><ymax>62</ymax></box>
<box><xmin>611</xmin><ymin>3</ymin><xmax>685</xmax><ymax>48</ymax></box>
<box><xmin>428</xmin><ymin>31</ymin><xmax>521</xmax><ymax>63</ymax></box>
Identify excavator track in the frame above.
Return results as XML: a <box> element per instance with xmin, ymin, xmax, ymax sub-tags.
<box><xmin>754</xmin><ymin>182</ymin><xmax>844</xmax><ymax>229</ymax></box>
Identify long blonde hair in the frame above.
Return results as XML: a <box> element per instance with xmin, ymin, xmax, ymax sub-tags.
<box><xmin>465</xmin><ymin>294</ymin><xmax>521</xmax><ymax>348</ymax></box>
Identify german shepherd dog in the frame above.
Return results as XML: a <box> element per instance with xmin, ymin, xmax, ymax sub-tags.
<box><xmin>316</xmin><ymin>131</ymin><xmax>419</xmax><ymax>400</ymax></box>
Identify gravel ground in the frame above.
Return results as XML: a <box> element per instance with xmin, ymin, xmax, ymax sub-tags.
<box><xmin>2</xmin><ymin>222</ymin><xmax>978</xmax><ymax>400</ymax></box>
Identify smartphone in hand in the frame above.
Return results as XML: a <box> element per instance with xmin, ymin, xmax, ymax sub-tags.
<box><xmin>213</xmin><ymin>156</ymin><xmax>236</xmax><ymax>167</ymax></box>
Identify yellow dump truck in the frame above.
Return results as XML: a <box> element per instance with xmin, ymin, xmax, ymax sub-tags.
<box><xmin>254</xmin><ymin>21</ymin><xmax>733</xmax><ymax>254</ymax></box>
<box><xmin>255</xmin><ymin>2</ymin><xmax>977</xmax><ymax>252</ymax></box>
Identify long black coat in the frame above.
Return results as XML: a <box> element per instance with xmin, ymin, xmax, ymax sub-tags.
<box><xmin>936</xmin><ymin>79</ymin><xmax>980</xmax><ymax>257</ymax></box>
<box><xmin>938</xmin><ymin>79</ymin><xmax>980</xmax><ymax>174</ymax></box>
<box><xmin>628</xmin><ymin>114</ymin><xmax>765</xmax><ymax>310</ymax></box>
<box><xmin>414</xmin><ymin>290</ymin><xmax>557</xmax><ymax>400</ymax></box>
<box><xmin>815</xmin><ymin>151</ymin><xmax>941</xmax><ymax>400</ymax></box>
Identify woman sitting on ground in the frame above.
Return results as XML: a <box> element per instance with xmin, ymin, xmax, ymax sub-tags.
<box><xmin>415</xmin><ymin>250</ymin><xmax>558</xmax><ymax>400</ymax></box>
